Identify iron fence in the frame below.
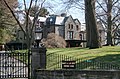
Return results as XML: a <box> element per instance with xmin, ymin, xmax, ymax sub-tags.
<box><xmin>47</xmin><ymin>53</ymin><xmax>120</xmax><ymax>70</ymax></box>
<box><xmin>0</xmin><ymin>52</ymin><xmax>28</xmax><ymax>78</ymax></box>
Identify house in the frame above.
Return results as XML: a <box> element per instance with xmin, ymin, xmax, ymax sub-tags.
<box><xmin>16</xmin><ymin>14</ymin><xmax>107</xmax><ymax>48</ymax></box>
<box><xmin>16</xmin><ymin>14</ymin><xmax>84</xmax><ymax>47</ymax></box>
<box><xmin>16</xmin><ymin>16</ymin><xmax>47</xmax><ymax>43</ymax></box>
<box><xmin>44</xmin><ymin>15</ymin><xmax>82</xmax><ymax>47</ymax></box>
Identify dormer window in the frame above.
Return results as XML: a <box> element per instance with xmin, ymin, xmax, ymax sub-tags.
<box><xmin>50</xmin><ymin>18</ymin><xmax>53</xmax><ymax>22</ymax></box>
<box><xmin>46</xmin><ymin>17</ymin><xmax>54</xmax><ymax>26</ymax></box>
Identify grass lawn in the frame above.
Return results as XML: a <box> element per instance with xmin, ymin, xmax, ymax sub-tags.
<box><xmin>46</xmin><ymin>46</ymin><xmax>120</xmax><ymax>69</ymax></box>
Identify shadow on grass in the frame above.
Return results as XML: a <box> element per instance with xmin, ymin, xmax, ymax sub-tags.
<box><xmin>76</xmin><ymin>54</ymin><xmax>120</xmax><ymax>70</ymax></box>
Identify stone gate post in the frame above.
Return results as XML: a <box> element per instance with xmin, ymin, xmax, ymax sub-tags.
<box><xmin>31</xmin><ymin>47</ymin><xmax>47</xmax><ymax>79</ymax></box>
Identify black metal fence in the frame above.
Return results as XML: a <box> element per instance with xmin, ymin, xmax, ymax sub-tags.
<box><xmin>47</xmin><ymin>53</ymin><xmax>120</xmax><ymax>70</ymax></box>
<box><xmin>0</xmin><ymin>52</ymin><xmax>28</xmax><ymax>78</ymax></box>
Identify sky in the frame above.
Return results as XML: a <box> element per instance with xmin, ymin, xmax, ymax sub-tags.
<box><xmin>18</xmin><ymin>0</ymin><xmax>85</xmax><ymax>24</ymax></box>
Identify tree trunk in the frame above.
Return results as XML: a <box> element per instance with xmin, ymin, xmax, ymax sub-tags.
<box><xmin>85</xmin><ymin>0</ymin><xmax>101</xmax><ymax>49</ymax></box>
<box><xmin>106</xmin><ymin>0</ymin><xmax>113</xmax><ymax>46</ymax></box>
<box><xmin>85</xmin><ymin>3</ymin><xmax>90</xmax><ymax>47</ymax></box>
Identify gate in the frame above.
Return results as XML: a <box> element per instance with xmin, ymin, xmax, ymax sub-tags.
<box><xmin>0</xmin><ymin>51</ymin><xmax>28</xmax><ymax>78</ymax></box>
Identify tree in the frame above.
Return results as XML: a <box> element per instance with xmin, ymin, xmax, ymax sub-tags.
<box><xmin>107</xmin><ymin>0</ymin><xmax>113</xmax><ymax>46</ymax></box>
<box><xmin>84</xmin><ymin>0</ymin><xmax>100</xmax><ymax>49</ymax></box>
<box><xmin>29</xmin><ymin>6</ymin><xmax>49</xmax><ymax>17</ymax></box>
<box><xmin>96</xmin><ymin>0</ymin><xmax>120</xmax><ymax>46</ymax></box>
<box><xmin>62</xmin><ymin>0</ymin><xmax>120</xmax><ymax>46</ymax></box>
<box><xmin>2</xmin><ymin>0</ymin><xmax>52</xmax><ymax>78</ymax></box>
<box><xmin>2</xmin><ymin>0</ymin><xmax>45</xmax><ymax>47</ymax></box>
<box><xmin>0</xmin><ymin>0</ymin><xmax>18</xmax><ymax>43</ymax></box>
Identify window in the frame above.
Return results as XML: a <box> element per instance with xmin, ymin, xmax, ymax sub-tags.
<box><xmin>71</xmin><ymin>24</ymin><xmax>73</xmax><ymax>29</ymax></box>
<box><xmin>79</xmin><ymin>34</ymin><xmax>82</xmax><ymax>40</ymax></box>
<box><xmin>68</xmin><ymin>24</ymin><xmax>73</xmax><ymax>29</ymax></box>
<box><xmin>68</xmin><ymin>31</ymin><xmax>73</xmax><ymax>39</ymax></box>
<box><xmin>68</xmin><ymin>24</ymin><xmax>70</xmax><ymax>29</ymax></box>
<box><xmin>76</xmin><ymin>25</ymin><xmax>79</xmax><ymax>30</ymax></box>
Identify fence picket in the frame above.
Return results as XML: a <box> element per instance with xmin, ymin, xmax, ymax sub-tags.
<box><xmin>47</xmin><ymin>53</ymin><xmax>120</xmax><ymax>70</ymax></box>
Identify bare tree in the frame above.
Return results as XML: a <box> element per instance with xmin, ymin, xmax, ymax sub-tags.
<box><xmin>2</xmin><ymin>0</ymin><xmax>49</xmax><ymax>78</ymax></box>
<box><xmin>107</xmin><ymin>0</ymin><xmax>113</xmax><ymax>45</ymax></box>
<box><xmin>62</xmin><ymin>0</ymin><xmax>120</xmax><ymax>46</ymax></box>
<box><xmin>84</xmin><ymin>0</ymin><xmax>100</xmax><ymax>49</ymax></box>
<box><xmin>61</xmin><ymin>0</ymin><xmax>85</xmax><ymax>10</ymax></box>
<box><xmin>2</xmin><ymin>0</ymin><xmax>51</xmax><ymax>48</ymax></box>
<box><xmin>96</xmin><ymin>0</ymin><xmax>120</xmax><ymax>45</ymax></box>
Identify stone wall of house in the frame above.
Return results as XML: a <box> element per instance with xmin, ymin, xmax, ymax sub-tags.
<box><xmin>55</xmin><ymin>25</ymin><xmax>65</xmax><ymax>38</ymax></box>
<box><xmin>65</xmin><ymin>16</ymin><xmax>81</xmax><ymax>40</ymax></box>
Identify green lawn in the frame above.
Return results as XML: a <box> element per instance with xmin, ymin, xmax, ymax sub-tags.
<box><xmin>46</xmin><ymin>46</ymin><xmax>120</xmax><ymax>69</ymax></box>
<box><xmin>47</xmin><ymin>46</ymin><xmax>120</xmax><ymax>59</ymax></box>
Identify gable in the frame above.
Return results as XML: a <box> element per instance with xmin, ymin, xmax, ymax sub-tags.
<box><xmin>74</xmin><ymin>19</ymin><xmax>81</xmax><ymax>25</ymax></box>
<box><xmin>65</xmin><ymin>15</ymin><xmax>75</xmax><ymax>25</ymax></box>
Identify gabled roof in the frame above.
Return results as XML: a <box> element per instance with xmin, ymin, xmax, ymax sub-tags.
<box><xmin>64</xmin><ymin>15</ymin><xmax>78</xmax><ymax>25</ymax></box>
<box><xmin>74</xmin><ymin>19</ymin><xmax>81</xmax><ymax>25</ymax></box>
<box><xmin>63</xmin><ymin>17</ymin><xmax>69</xmax><ymax>23</ymax></box>
<box><xmin>29</xmin><ymin>15</ymin><xmax>80</xmax><ymax>26</ymax></box>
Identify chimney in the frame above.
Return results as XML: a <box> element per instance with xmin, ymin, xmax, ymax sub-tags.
<box><xmin>61</xmin><ymin>13</ymin><xmax>67</xmax><ymax>17</ymax></box>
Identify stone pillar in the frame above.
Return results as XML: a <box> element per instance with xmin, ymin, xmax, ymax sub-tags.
<box><xmin>31</xmin><ymin>47</ymin><xmax>47</xmax><ymax>79</ymax></box>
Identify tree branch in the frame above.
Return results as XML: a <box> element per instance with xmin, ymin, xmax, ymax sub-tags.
<box><xmin>113</xmin><ymin>0</ymin><xmax>119</xmax><ymax>6</ymax></box>
<box><xmin>29</xmin><ymin>0</ymin><xmax>47</xmax><ymax>40</ymax></box>
<box><xmin>28</xmin><ymin>0</ymin><xmax>33</xmax><ymax>13</ymax></box>
<box><xmin>31</xmin><ymin>0</ymin><xmax>46</xmax><ymax>33</ymax></box>
<box><xmin>96</xmin><ymin>0</ymin><xmax>107</xmax><ymax>13</ymax></box>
